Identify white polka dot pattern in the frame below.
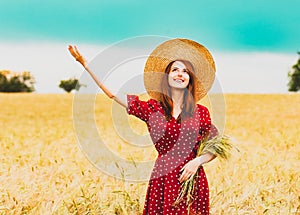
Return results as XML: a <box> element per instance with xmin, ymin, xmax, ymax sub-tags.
<box><xmin>127</xmin><ymin>95</ymin><xmax>216</xmax><ymax>215</ymax></box>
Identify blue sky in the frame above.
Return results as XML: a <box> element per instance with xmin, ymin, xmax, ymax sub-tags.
<box><xmin>0</xmin><ymin>0</ymin><xmax>300</xmax><ymax>92</ymax></box>
<box><xmin>1</xmin><ymin>0</ymin><xmax>299</xmax><ymax>52</ymax></box>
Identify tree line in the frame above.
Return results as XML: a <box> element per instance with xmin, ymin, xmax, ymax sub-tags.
<box><xmin>0</xmin><ymin>70</ymin><xmax>35</xmax><ymax>92</ymax></box>
<box><xmin>1</xmin><ymin>52</ymin><xmax>300</xmax><ymax>93</ymax></box>
<box><xmin>0</xmin><ymin>70</ymin><xmax>84</xmax><ymax>93</ymax></box>
<box><xmin>287</xmin><ymin>52</ymin><xmax>300</xmax><ymax>92</ymax></box>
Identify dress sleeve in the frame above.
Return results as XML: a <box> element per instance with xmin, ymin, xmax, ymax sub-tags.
<box><xmin>198</xmin><ymin>105</ymin><xmax>219</xmax><ymax>139</ymax></box>
<box><xmin>127</xmin><ymin>95</ymin><xmax>158</xmax><ymax>122</ymax></box>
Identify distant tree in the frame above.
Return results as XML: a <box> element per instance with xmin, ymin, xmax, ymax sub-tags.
<box><xmin>288</xmin><ymin>52</ymin><xmax>300</xmax><ymax>92</ymax></box>
<box><xmin>0</xmin><ymin>70</ymin><xmax>35</xmax><ymax>92</ymax></box>
<box><xmin>59</xmin><ymin>78</ymin><xmax>85</xmax><ymax>93</ymax></box>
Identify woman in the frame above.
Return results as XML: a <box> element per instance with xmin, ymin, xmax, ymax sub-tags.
<box><xmin>69</xmin><ymin>38</ymin><xmax>218</xmax><ymax>215</ymax></box>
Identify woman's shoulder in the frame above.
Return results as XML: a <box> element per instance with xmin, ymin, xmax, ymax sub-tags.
<box><xmin>148</xmin><ymin>97</ymin><xmax>161</xmax><ymax>106</ymax></box>
<box><xmin>195</xmin><ymin>104</ymin><xmax>210</xmax><ymax>116</ymax></box>
<box><xmin>127</xmin><ymin>94</ymin><xmax>161</xmax><ymax>108</ymax></box>
<box><xmin>196</xmin><ymin>103</ymin><xmax>209</xmax><ymax>111</ymax></box>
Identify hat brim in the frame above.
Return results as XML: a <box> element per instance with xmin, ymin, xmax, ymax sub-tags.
<box><xmin>144</xmin><ymin>38</ymin><xmax>216</xmax><ymax>102</ymax></box>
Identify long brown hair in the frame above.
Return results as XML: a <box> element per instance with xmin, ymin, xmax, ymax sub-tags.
<box><xmin>160</xmin><ymin>60</ymin><xmax>197</xmax><ymax>121</ymax></box>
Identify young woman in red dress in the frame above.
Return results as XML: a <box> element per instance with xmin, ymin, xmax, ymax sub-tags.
<box><xmin>69</xmin><ymin>38</ymin><xmax>218</xmax><ymax>215</ymax></box>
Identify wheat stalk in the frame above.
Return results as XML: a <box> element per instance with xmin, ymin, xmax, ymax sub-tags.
<box><xmin>173</xmin><ymin>135</ymin><xmax>235</xmax><ymax>214</ymax></box>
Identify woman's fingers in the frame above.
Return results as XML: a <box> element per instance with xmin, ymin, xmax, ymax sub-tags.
<box><xmin>179</xmin><ymin>173</ymin><xmax>184</xmax><ymax>182</ymax></box>
<box><xmin>68</xmin><ymin>45</ymin><xmax>78</xmax><ymax>58</ymax></box>
<box><xmin>68</xmin><ymin>45</ymin><xmax>86</xmax><ymax>67</ymax></box>
<box><xmin>179</xmin><ymin>169</ymin><xmax>193</xmax><ymax>183</ymax></box>
<box><xmin>74</xmin><ymin>45</ymin><xmax>80</xmax><ymax>55</ymax></box>
<box><xmin>180</xmin><ymin>173</ymin><xmax>189</xmax><ymax>183</ymax></box>
<box><xmin>68</xmin><ymin>45</ymin><xmax>80</xmax><ymax>58</ymax></box>
<box><xmin>179</xmin><ymin>165</ymin><xmax>188</xmax><ymax>182</ymax></box>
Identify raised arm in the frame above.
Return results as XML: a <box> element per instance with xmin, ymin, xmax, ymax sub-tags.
<box><xmin>68</xmin><ymin>45</ymin><xmax>127</xmax><ymax>108</ymax></box>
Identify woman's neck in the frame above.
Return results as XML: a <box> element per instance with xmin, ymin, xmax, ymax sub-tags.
<box><xmin>171</xmin><ymin>88</ymin><xmax>184</xmax><ymax>118</ymax></box>
<box><xmin>171</xmin><ymin>88</ymin><xmax>184</xmax><ymax>106</ymax></box>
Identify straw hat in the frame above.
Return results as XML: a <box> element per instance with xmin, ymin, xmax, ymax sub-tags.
<box><xmin>144</xmin><ymin>38</ymin><xmax>216</xmax><ymax>101</ymax></box>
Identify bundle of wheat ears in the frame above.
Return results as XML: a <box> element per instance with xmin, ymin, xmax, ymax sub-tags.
<box><xmin>173</xmin><ymin>135</ymin><xmax>236</xmax><ymax>214</ymax></box>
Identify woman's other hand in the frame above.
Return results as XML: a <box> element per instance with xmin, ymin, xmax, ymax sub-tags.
<box><xmin>179</xmin><ymin>152</ymin><xmax>216</xmax><ymax>183</ymax></box>
<box><xmin>179</xmin><ymin>158</ymin><xmax>201</xmax><ymax>183</ymax></box>
<box><xmin>68</xmin><ymin>45</ymin><xmax>87</xmax><ymax>67</ymax></box>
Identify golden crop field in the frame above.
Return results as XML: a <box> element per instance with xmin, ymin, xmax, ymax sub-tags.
<box><xmin>0</xmin><ymin>93</ymin><xmax>299</xmax><ymax>214</ymax></box>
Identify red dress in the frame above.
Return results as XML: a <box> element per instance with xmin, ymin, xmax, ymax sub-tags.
<box><xmin>127</xmin><ymin>95</ymin><xmax>216</xmax><ymax>215</ymax></box>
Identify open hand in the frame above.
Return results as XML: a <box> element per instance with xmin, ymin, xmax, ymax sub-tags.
<box><xmin>179</xmin><ymin>158</ymin><xmax>201</xmax><ymax>183</ymax></box>
<box><xmin>68</xmin><ymin>45</ymin><xmax>87</xmax><ymax>67</ymax></box>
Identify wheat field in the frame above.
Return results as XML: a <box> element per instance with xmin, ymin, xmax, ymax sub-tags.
<box><xmin>0</xmin><ymin>93</ymin><xmax>299</xmax><ymax>214</ymax></box>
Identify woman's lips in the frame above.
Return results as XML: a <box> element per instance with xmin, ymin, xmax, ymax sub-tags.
<box><xmin>174</xmin><ymin>78</ymin><xmax>184</xmax><ymax>83</ymax></box>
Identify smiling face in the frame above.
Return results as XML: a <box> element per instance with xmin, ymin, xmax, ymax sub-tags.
<box><xmin>168</xmin><ymin>61</ymin><xmax>190</xmax><ymax>89</ymax></box>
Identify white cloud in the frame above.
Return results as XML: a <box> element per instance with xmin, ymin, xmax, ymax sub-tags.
<box><xmin>0</xmin><ymin>41</ymin><xmax>297</xmax><ymax>94</ymax></box>
<box><xmin>213</xmin><ymin>52</ymin><xmax>297</xmax><ymax>93</ymax></box>
<box><xmin>0</xmin><ymin>41</ymin><xmax>106</xmax><ymax>93</ymax></box>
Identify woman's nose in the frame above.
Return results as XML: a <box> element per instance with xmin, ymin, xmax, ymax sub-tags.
<box><xmin>177</xmin><ymin>70</ymin><xmax>183</xmax><ymax>76</ymax></box>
